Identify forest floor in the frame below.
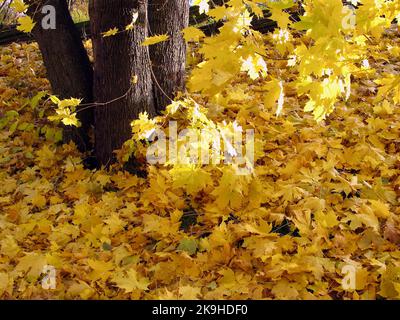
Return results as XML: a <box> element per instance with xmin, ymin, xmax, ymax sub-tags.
<box><xmin>1</xmin><ymin>28</ymin><xmax>400</xmax><ymax>299</ymax></box>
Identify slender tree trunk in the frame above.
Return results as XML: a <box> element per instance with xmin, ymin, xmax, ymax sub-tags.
<box><xmin>89</xmin><ymin>0</ymin><xmax>156</xmax><ymax>166</ymax></box>
<box><xmin>27</xmin><ymin>0</ymin><xmax>94</xmax><ymax>152</ymax></box>
<box><xmin>148</xmin><ymin>0</ymin><xmax>189</xmax><ymax>112</ymax></box>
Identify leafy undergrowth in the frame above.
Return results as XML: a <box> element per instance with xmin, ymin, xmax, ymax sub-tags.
<box><xmin>1</xmin><ymin>31</ymin><xmax>400</xmax><ymax>300</ymax></box>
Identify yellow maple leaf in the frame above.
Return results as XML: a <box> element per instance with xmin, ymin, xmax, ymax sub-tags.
<box><xmin>218</xmin><ymin>268</ymin><xmax>236</xmax><ymax>289</ymax></box>
<box><xmin>269</xmin><ymin>8</ymin><xmax>291</xmax><ymax>28</ymax></box>
<box><xmin>375</xmin><ymin>74</ymin><xmax>400</xmax><ymax>104</ymax></box>
<box><xmin>263</xmin><ymin>78</ymin><xmax>285</xmax><ymax>116</ymax></box>
<box><xmin>179</xmin><ymin>285</ymin><xmax>202</xmax><ymax>300</ymax></box>
<box><xmin>272</xmin><ymin>279</ymin><xmax>299</xmax><ymax>299</ymax></box>
<box><xmin>87</xmin><ymin>259</ymin><xmax>114</xmax><ymax>281</ymax></box>
<box><xmin>211</xmin><ymin>167</ymin><xmax>244</xmax><ymax>210</ymax></box>
<box><xmin>0</xmin><ymin>236</ymin><xmax>20</xmax><ymax>258</ymax></box>
<box><xmin>31</xmin><ymin>193</ymin><xmax>47</xmax><ymax>208</ymax></box>
<box><xmin>103</xmin><ymin>214</ymin><xmax>127</xmax><ymax>235</ymax></box>
<box><xmin>369</xmin><ymin>200</ymin><xmax>391</xmax><ymax>218</ymax></box>
<box><xmin>17</xmin><ymin>16</ymin><xmax>36</xmax><ymax>33</ymax></box>
<box><xmin>208</xmin><ymin>6</ymin><xmax>227</xmax><ymax>20</ymax></box>
<box><xmin>182</xmin><ymin>27</ymin><xmax>205</xmax><ymax>42</ymax></box>
<box><xmin>11</xmin><ymin>0</ymin><xmax>28</xmax><ymax>13</ymax></box>
<box><xmin>58</xmin><ymin>98</ymin><xmax>81</xmax><ymax>109</ymax></box>
<box><xmin>102</xmin><ymin>27</ymin><xmax>119</xmax><ymax>38</ymax></box>
<box><xmin>0</xmin><ymin>273</ymin><xmax>11</xmax><ymax>297</ymax></box>
<box><xmin>67</xmin><ymin>281</ymin><xmax>95</xmax><ymax>299</ymax></box>
<box><xmin>15</xmin><ymin>253</ymin><xmax>47</xmax><ymax>281</ymax></box>
<box><xmin>112</xmin><ymin>269</ymin><xmax>150</xmax><ymax>293</ymax></box>
<box><xmin>141</xmin><ymin>34</ymin><xmax>170</xmax><ymax>46</ymax></box>
<box><xmin>169</xmin><ymin>166</ymin><xmax>213</xmax><ymax>196</ymax></box>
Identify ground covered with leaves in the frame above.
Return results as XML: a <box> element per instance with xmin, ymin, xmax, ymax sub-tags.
<box><xmin>1</xmin><ymin>27</ymin><xmax>400</xmax><ymax>299</ymax></box>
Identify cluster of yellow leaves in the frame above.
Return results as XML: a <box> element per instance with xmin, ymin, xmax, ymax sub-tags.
<box><xmin>48</xmin><ymin>97</ymin><xmax>82</xmax><ymax>127</ymax></box>
<box><xmin>1</xmin><ymin>17</ymin><xmax>400</xmax><ymax>298</ymax></box>
<box><xmin>186</xmin><ymin>0</ymin><xmax>400</xmax><ymax>121</ymax></box>
<box><xmin>12</xmin><ymin>0</ymin><xmax>36</xmax><ymax>33</ymax></box>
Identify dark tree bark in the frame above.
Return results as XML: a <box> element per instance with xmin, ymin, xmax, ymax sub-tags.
<box><xmin>89</xmin><ymin>0</ymin><xmax>156</xmax><ymax>166</ymax></box>
<box><xmin>148</xmin><ymin>0</ymin><xmax>189</xmax><ymax>113</ymax></box>
<box><xmin>27</xmin><ymin>0</ymin><xmax>94</xmax><ymax>152</ymax></box>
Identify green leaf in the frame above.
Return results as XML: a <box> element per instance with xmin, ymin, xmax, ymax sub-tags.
<box><xmin>177</xmin><ymin>238</ymin><xmax>198</xmax><ymax>255</ymax></box>
<box><xmin>30</xmin><ymin>91</ymin><xmax>47</xmax><ymax>109</ymax></box>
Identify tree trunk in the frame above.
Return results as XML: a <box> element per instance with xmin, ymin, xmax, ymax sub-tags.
<box><xmin>89</xmin><ymin>0</ymin><xmax>156</xmax><ymax>166</ymax></box>
<box><xmin>27</xmin><ymin>0</ymin><xmax>94</xmax><ymax>152</ymax></box>
<box><xmin>148</xmin><ymin>0</ymin><xmax>189</xmax><ymax>113</ymax></box>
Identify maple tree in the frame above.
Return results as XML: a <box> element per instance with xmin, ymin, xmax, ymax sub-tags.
<box><xmin>0</xmin><ymin>0</ymin><xmax>400</xmax><ymax>300</ymax></box>
<box><xmin>22</xmin><ymin>0</ymin><xmax>190</xmax><ymax>165</ymax></box>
